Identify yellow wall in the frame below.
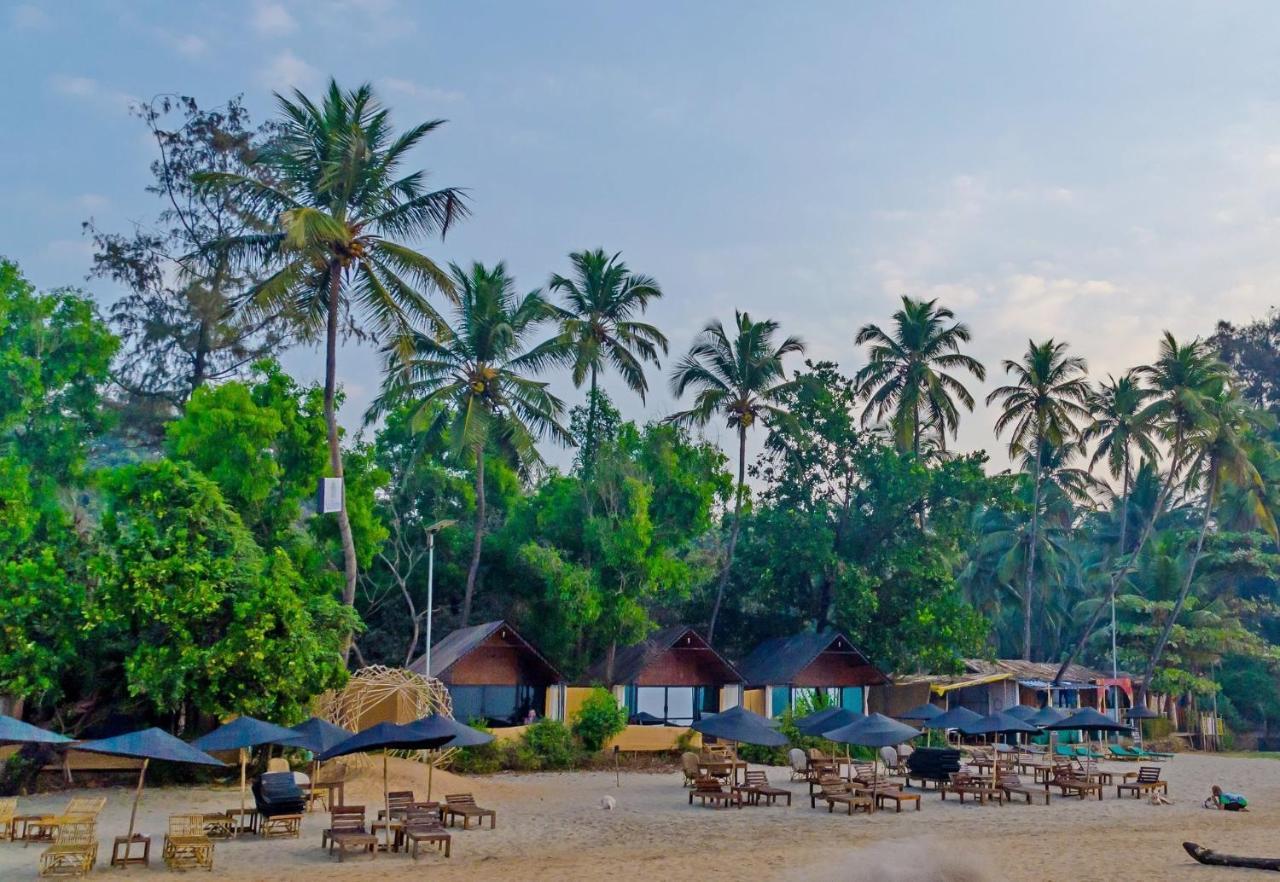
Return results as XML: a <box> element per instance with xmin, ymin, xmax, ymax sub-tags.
<box><xmin>564</xmin><ymin>686</ymin><xmax>596</xmax><ymax>722</ymax></box>
<box><xmin>743</xmin><ymin>688</ymin><xmax>766</xmax><ymax>715</ymax></box>
<box><xmin>606</xmin><ymin>724</ymin><xmax>701</xmax><ymax>752</ymax></box>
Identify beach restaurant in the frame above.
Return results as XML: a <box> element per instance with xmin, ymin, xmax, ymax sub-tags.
<box><xmin>579</xmin><ymin>625</ymin><xmax>744</xmax><ymax>727</ymax></box>
<box><xmin>873</xmin><ymin>658</ymin><xmax>1106</xmax><ymax>717</ymax></box>
<box><xmin>737</xmin><ymin>630</ymin><xmax>888</xmax><ymax>719</ymax></box>
<box><xmin>408</xmin><ymin>620</ymin><xmax>565</xmax><ymax>726</ymax></box>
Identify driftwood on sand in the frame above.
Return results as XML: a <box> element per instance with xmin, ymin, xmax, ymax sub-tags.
<box><xmin>1184</xmin><ymin>842</ymin><xmax>1280</xmax><ymax>871</ymax></box>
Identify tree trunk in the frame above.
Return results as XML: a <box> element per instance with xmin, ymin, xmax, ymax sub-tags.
<box><xmin>1183</xmin><ymin>843</ymin><xmax>1276</xmax><ymax>869</ymax></box>
<box><xmin>462</xmin><ymin>443</ymin><xmax>486</xmax><ymax>626</ymax></box>
<box><xmin>1138</xmin><ymin>470</ymin><xmax>1218</xmax><ymax>702</ymax></box>
<box><xmin>1053</xmin><ymin>464</ymin><xmax>1131</xmax><ymax>681</ymax></box>
<box><xmin>1023</xmin><ymin>451</ymin><xmax>1043</xmax><ymax>661</ymax></box>
<box><xmin>583</xmin><ymin>367</ymin><xmax>599</xmax><ymax>480</ymax></box>
<box><xmin>325</xmin><ymin>262</ymin><xmax>359</xmax><ymax>664</ymax></box>
<box><xmin>707</xmin><ymin>426</ymin><xmax>747</xmax><ymax>646</ymax></box>
<box><xmin>605</xmin><ymin>639</ymin><xmax>617</xmax><ymax>687</ymax></box>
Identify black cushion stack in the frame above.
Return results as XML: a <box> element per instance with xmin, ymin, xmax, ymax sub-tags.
<box><xmin>905</xmin><ymin>747</ymin><xmax>961</xmax><ymax>782</ymax></box>
<box><xmin>252</xmin><ymin>771</ymin><xmax>307</xmax><ymax>817</ymax></box>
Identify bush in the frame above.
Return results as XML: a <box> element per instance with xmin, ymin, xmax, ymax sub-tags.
<box><xmin>572</xmin><ymin>687</ymin><xmax>628</xmax><ymax>752</ymax></box>
<box><xmin>522</xmin><ymin>719</ymin><xmax>578</xmax><ymax>770</ymax></box>
<box><xmin>449</xmin><ymin>719</ymin><xmax>504</xmax><ymax>774</ymax></box>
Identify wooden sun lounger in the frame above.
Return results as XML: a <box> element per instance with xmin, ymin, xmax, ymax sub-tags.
<box><xmin>941</xmin><ymin>773</ymin><xmax>1004</xmax><ymax>806</ymax></box>
<box><xmin>999</xmin><ymin>773</ymin><xmax>1050</xmax><ymax>805</ymax></box>
<box><xmin>443</xmin><ymin>793</ymin><xmax>497</xmax><ymax>828</ymax></box>
<box><xmin>325</xmin><ymin>806</ymin><xmax>376</xmax><ymax>862</ymax></box>
<box><xmin>689</xmin><ymin>777</ymin><xmax>743</xmax><ymax>809</ymax></box>
<box><xmin>734</xmin><ymin>770</ymin><xmax>792</xmax><ymax>806</ymax></box>
<box><xmin>403</xmin><ymin>808</ymin><xmax>450</xmax><ymax>860</ymax></box>
<box><xmin>813</xmin><ymin>778</ymin><xmax>873</xmax><ymax>815</ymax></box>
<box><xmin>1116</xmin><ymin>766</ymin><xmax>1167</xmax><ymax>799</ymax></box>
<box><xmin>1050</xmin><ymin>771</ymin><xmax>1103</xmax><ymax>801</ymax></box>
<box><xmin>38</xmin><ymin>819</ymin><xmax>97</xmax><ymax>878</ymax></box>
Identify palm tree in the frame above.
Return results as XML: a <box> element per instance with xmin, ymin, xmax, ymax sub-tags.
<box><xmin>986</xmin><ymin>339</ymin><xmax>1091</xmax><ymax>659</ymax></box>
<box><xmin>1053</xmin><ymin>372</ymin><xmax>1160</xmax><ymax>679</ymax></box>
<box><xmin>668</xmin><ymin>312</ymin><xmax>805</xmax><ymax>644</ymax></box>
<box><xmin>854</xmin><ymin>296</ymin><xmax>986</xmax><ymax>456</ymax></box>
<box><xmin>550</xmin><ymin>249</ymin><xmax>666</xmax><ymax>478</ymax></box>
<box><xmin>194</xmin><ymin>80</ymin><xmax>466</xmax><ymax>650</ymax></box>
<box><xmin>1137</xmin><ymin>386</ymin><xmax>1264</xmax><ymax>697</ymax></box>
<box><xmin>372</xmin><ymin>262</ymin><xmax>571</xmax><ymax>625</ymax></box>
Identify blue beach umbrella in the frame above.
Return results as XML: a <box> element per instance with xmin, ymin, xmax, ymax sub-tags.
<box><xmin>193</xmin><ymin>716</ymin><xmax>301</xmax><ymax>832</ymax></box>
<box><xmin>797</xmin><ymin>707</ymin><xmax>862</xmax><ymax>736</ymax></box>
<box><xmin>1004</xmin><ymin>705</ymin><xmax>1040</xmax><ymax>721</ymax></box>
<box><xmin>75</xmin><ymin>728</ymin><xmax>225</xmax><ymax>845</ymax></box>
<box><xmin>282</xmin><ymin>717</ymin><xmax>353</xmax><ymax>807</ymax></box>
<box><xmin>898</xmin><ymin>703</ymin><xmax>944</xmax><ymax>722</ymax></box>
<box><xmin>0</xmin><ymin>715</ymin><xmax>71</xmax><ymax>746</ymax></box>
<box><xmin>692</xmin><ymin>707</ymin><xmax>788</xmax><ymax>747</ymax></box>
<box><xmin>923</xmin><ymin>706</ymin><xmax>984</xmax><ymax>731</ymax></box>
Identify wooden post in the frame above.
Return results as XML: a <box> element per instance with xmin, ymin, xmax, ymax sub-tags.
<box><xmin>382</xmin><ymin>750</ymin><xmax>392</xmax><ymax>851</ymax></box>
<box><xmin>126</xmin><ymin>758</ymin><xmax>149</xmax><ymax>842</ymax></box>
<box><xmin>239</xmin><ymin>747</ymin><xmax>247</xmax><ymax>837</ymax></box>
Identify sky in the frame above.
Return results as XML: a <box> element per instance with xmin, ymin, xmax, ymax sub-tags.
<box><xmin>5</xmin><ymin>1</ymin><xmax>1280</xmax><ymax>471</ymax></box>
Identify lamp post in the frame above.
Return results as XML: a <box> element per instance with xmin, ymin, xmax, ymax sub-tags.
<box><xmin>423</xmin><ymin>519</ymin><xmax>457</xmax><ymax>678</ymax></box>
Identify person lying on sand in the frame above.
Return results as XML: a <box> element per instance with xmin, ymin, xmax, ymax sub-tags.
<box><xmin>1204</xmin><ymin>785</ymin><xmax>1249</xmax><ymax>811</ymax></box>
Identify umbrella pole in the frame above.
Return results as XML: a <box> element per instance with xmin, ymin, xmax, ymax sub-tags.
<box><xmin>126</xmin><ymin>758</ymin><xmax>149</xmax><ymax>843</ymax></box>
<box><xmin>427</xmin><ymin>751</ymin><xmax>434</xmax><ymax>802</ymax></box>
<box><xmin>310</xmin><ymin>759</ymin><xmax>319</xmax><ymax>812</ymax></box>
<box><xmin>383</xmin><ymin>749</ymin><xmax>392</xmax><ymax>852</ymax></box>
<box><xmin>239</xmin><ymin>747</ymin><xmax>248</xmax><ymax>838</ymax></box>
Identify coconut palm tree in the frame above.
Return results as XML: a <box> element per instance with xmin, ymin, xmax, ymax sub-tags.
<box><xmin>1137</xmin><ymin>386</ymin><xmax>1265</xmax><ymax>697</ymax></box>
<box><xmin>986</xmin><ymin>339</ymin><xmax>1091</xmax><ymax>659</ymax></box>
<box><xmin>1053</xmin><ymin>372</ymin><xmax>1160</xmax><ymax>679</ymax></box>
<box><xmin>667</xmin><ymin>312</ymin><xmax>805</xmax><ymax>644</ymax></box>
<box><xmin>371</xmin><ymin>261</ymin><xmax>571</xmax><ymax>625</ymax></box>
<box><xmin>853</xmin><ymin>296</ymin><xmax>986</xmax><ymax>457</ymax></box>
<box><xmin>550</xmin><ymin>249</ymin><xmax>666</xmax><ymax>478</ymax></box>
<box><xmin>193</xmin><ymin>80</ymin><xmax>466</xmax><ymax>650</ymax></box>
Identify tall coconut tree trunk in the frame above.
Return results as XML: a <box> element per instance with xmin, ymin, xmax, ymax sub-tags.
<box><xmin>462</xmin><ymin>442</ymin><xmax>486</xmax><ymax>626</ymax></box>
<box><xmin>707</xmin><ymin>426</ymin><xmax>747</xmax><ymax>646</ymax></box>
<box><xmin>583</xmin><ymin>366</ymin><xmax>599</xmax><ymax>480</ymax></box>
<box><xmin>1054</xmin><ymin>464</ymin><xmax>1131</xmax><ymax>679</ymax></box>
<box><xmin>1138</xmin><ymin>469</ymin><xmax>1218</xmax><ymax>701</ymax></box>
<box><xmin>1022</xmin><ymin>448</ymin><xmax>1043</xmax><ymax>661</ymax></box>
<box><xmin>325</xmin><ymin>263</ymin><xmax>359</xmax><ymax>663</ymax></box>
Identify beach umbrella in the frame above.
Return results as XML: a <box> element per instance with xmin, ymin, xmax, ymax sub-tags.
<box><xmin>320</xmin><ymin>716</ymin><xmax>492</xmax><ymax>849</ymax></box>
<box><xmin>283</xmin><ymin>717</ymin><xmax>352</xmax><ymax>809</ymax></box>
<box><xmin>898</xmin><ymin>703</ymin><xmax>944</xmax><ymax>722</ymax></box>
<box><xmin>1026</xmin><ymin>705</ymin><xmax>1067</xmax><ymax>727</ymax></box>
<box><xmin>691</xmin><ymin>707</ymin><xmax>787</xmax><ymax>746</ymax></box>
<box><xmin>193</xmin><ymin>716</ymin><xmax>300</xmax><ymax>836</ymax></box>
<box><xmin>796</xmin><ymin>707</ymin><xmax>861</xmax><ymax>736</ymax></box>
<box><xmin>0</xmin><ymin>715</ymin><xmax>72</xmax><ymax>745</ymax></box>
<box><xmin>1003</xmin><ymin>705</ymin><xmax>1040</xmax><ymax>721</ymax></box>
<box><xmin>959</xmin><ymin>712</ymin><xmax>1041</xmax><ymax>767</ymax></box>
<box><xmin>822</xmin><ymin>713</ymin><xmax>921</xmax><ymax>787</ymax></box>
<box><xmin>923</xmin><ymin>705</ymin><xmax>983</xmax><ymax>733</ymax></box>
<box><xmin>1043</xmin><ymin>707</ymin><xmax>1133</xmax><ymax>736</ymax></box>
<box><xmin>74</xmin><ymin>728</ymin><xmax>224</xmax><ymax>849</ymax></box>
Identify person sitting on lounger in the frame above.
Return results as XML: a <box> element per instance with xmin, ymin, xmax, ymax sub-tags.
<box><xmin>1204</xmin><ymin>785</ymin><xmax>1249</xmax><ymax>811</ymax></box>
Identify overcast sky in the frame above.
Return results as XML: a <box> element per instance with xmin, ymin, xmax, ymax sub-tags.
<box><xmin>5</xmin><ymin>1</ymin><xmax>1280</xmax><ymax>471</ymax></box>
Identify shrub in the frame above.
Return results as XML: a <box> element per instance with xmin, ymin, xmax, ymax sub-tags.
<box><xmin>522</xmin><ymin>718</ymin><xmax>578</xmax><ymax>770</ymax></box>
<box><xmin>572</xmin><ymin>687</ymin><xmax>628</xmax><ymax>752</ymax></box>
<box><xmin>449</xmin><ymin>719</ymin><xmax>504</xmax><ymax>774</ymax></box>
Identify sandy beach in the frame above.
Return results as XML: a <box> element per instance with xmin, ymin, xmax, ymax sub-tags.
<box><xmin>6</xmin><ymin>752</ymin><xmax>1280</xmax><ymax>881</ymax></box>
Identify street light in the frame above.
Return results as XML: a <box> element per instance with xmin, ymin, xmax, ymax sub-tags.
<box><xmin>423</xmin><ymin>519</ymin><xmax>457</xmax><ymax>679</ymax></box>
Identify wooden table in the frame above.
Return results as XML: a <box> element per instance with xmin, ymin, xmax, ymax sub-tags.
<box><xmin>371</xmin><ymin>820</ymin><xmax>404</xmax><ymax>852</ymax></box>
<box><xmin>226</xmin><ymin>808</ymin><xmax>259</xmax><ymax>836</ymax></box>
<box><xmin>111</xmin><ymin>834</ymin><xmax>151</xmax><ymax>867</ymax></box>
<box><xmin>311</xmin><ymin>780</ymin><xmax>345</xmax><ymax>811</ymax></box>
<box><xmin>698</xmin><ymin>759</ymin><xmax>747</xmax><ymax>785</ymax></box>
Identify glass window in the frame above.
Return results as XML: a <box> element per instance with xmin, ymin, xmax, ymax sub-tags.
<box><xmin>841</xmin><ymin>687</ymin><xmax>864</xmax><ymax>712</ymax></box>
<box><xmin>666</xmin><ymin>688</ymin><xmax>695</xmax><ymax>725</ymax></box>
<box><xmin>636</xmin><ymin>687</ymin><xmax>666</xmax><ymax>721</ymax></box>
<box><xmin>449</xmin><ymin>686</ymin><xmax>484</xmax><ymax>725</ymax></box>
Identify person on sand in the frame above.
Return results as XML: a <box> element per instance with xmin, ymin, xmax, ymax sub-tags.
<box><xmin>1205</xmin><ymin>784</ymin><xmax>1249</xmax><ymax>811</ymax></box>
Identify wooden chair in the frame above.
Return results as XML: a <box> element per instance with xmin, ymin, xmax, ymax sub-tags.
<box><xmin>442</xmin><ymin>793</ymin><xmax>497</xmax><ymax>829</ymax></box>
<box><xmin>998</xmin><ymin>772</ymin><xmax>1050</xmax><ymax>805</ymax></box>
<box><xmin>325</xmin><ymin>805</ymin><xmax>376</xmax><ymax>862</ymax></box>
<box><xmin>23</xmin><ymin>797</ymin><xmax>107</xmax><ymax>846</ymax></box>
<box><xmin>402</xmin><ymin>808</ymin><xmax>451</xmax><ymax>860</ymax></box>
<box><xmin>378</xmin><ymin>790</ymin><xmax>416</xmax><ymax>821</ymax></box>
<box><xmin>38</xmin><ymin>819</ymin><xmax>97</xmax><ymax>878</ymax></box>
<box><xmin>815</xmin><ymin>778</ymin><xmax>873</xmax><ymax>815</ymax></box>
<box><xmin>1116</xmin><ymin>766</ymin><xmax>1167</xmax><ymax>799</ymax></box>
<box><xmin>0</xmin><ymin>797</ymin><xmax>17</xmax><ymax>842</ymax></box>
<box><xmin>734</xmin><ymin>770</ymin><xmax>792</xmax><ymax>806</ymax></box>
<box><xmin>1050</xmin><ymin>768</ymin><xmax>1103</xmax><ymax>801</ymax></box>
<box><xmin>941</xmin><ymin>772</ymin><xmax>1004</xmax><ymax>805</ymax></box>
<box><xmin>163</xmin><ymin>814</ymin><xmax>213</xmax><ymax>872</ymax></box>
<box><xmin>688</xmin><ymin>777</ymin><xmax>743</xmax><ymax>809</ymax></box>
<box><xmin>850</xmin><ymin>762</ymin><xmax>879</xmax><ymax>786</ymax></box>
<box><xmin>788</xmin><ymin>748</ymin><xmax>809</xmax><ymax>781</ymax></box>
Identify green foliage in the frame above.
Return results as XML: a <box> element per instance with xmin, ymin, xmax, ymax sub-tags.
<box><xmin>450</xmin><ymin>720</ymin><xmax>504</xmax><ymax>774</ymax></box>
<box><xmin>571</xmin><ymin>687</ymin><xmax>628</xmax><ymax>752</ymax></box>
<box><xmin>88</xmin><ymin>460</ymin><xmax>353</xmax><ymax>720</ymax></box>
<box><xmin>521</xmin><ymin>718</ymin><xmax>579</xmax><ymax>770</ymax></box>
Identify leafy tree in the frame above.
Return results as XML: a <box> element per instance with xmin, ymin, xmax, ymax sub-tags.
<box><xmin>571</xmin><ymin>686</ymin><xmax>627</xmax><ymax>751</ymax></box>
<box><xmin>372</xmin><ymin>261</ymin><xmax>570</xmax><ymax>625</ymax></box>
<box><xmin>986</xmin><ymin>339</ymin><xmax>1090</xmax><ymax>659</ymax></box>
<box><xmin>853</xmin><ymin>296</ymin><xmax>986</xmax><ymax>456</ymax></box>
<box><xmin>550</xmin><ymin>249</ymin><xmax>666</xmax><ymax>478</ymax></box>
<box><xmin>88</xmin><ymin>460</ymin><xmax>353</xmax><ymax>724</ymax></box>
<box><xmin>194</xmin><ymin>80</ymin><xmax>467</xmax><ymax>650</ymax></box>
<box><xmin>84</xmin><ymin>95</ymin><xmax>286</xmax><ymax>432</ymax></box>
<box><xmin>668</xmin><ymin>311</ymin><xmax>805</xmax><ymax>644</ymax></box>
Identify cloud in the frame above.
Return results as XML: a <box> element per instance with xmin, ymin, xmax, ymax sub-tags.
<box><xmin>381</xmin><ymin>77</ymin><xmax>463</xmax><ymax>103</ymax></box>
<box><xmin>155</xmin><ymin>30</ymin><xmax>208</xmax><ymax>58</ymax></box>
<box><xmin>10</xmin><ymin>4</ymin><xmax>50</xmax><ymax>29</ymax></box>
<box><xmin>258</xmin><ymin>50</ymin><xmax>321</xmax><ymax>92</ymax></box>
<box><xmin>48</xmin><ymin>75</ymin><xmax>136</xmax><ymax>114</ymax></box>
<box><xmin>251</xmin><ymin>1</ymin><xmax>296</xmax><ymax>36</ymax></box>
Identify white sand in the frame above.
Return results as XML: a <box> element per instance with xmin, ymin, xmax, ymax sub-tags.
<box><xmin>4</xmin><ymin>752</ymin><xmax>1279</xmax><ymax>880</ymax></box>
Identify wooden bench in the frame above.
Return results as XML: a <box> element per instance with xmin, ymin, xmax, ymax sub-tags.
<box><xmin>873</xmin><ymin>789</ymin><xmax>921</xmax><ymax>812</ymax></box>
<box><xmin>1116</xmin><ymin>766</ymin><xmax>1167</xmax><ymax>799</ymax></box>
<box><xmin>814</xmin><ymin>778</ymin><xmax>873</xmax><ymax>815</ymax></box>
<box><xmin>1050</xmin><ymin>771</ymin><xmax>1103</xmax><ymax>801</ymax></box>
<box><xmin>941</xmin><ymin>773</ymin><xmax>1003</xmax><ymax>805</ymax></box>
<box><xmin>734</xmin><ymin>770</ymin><xmax>792</xmax><ymax>807</ymax></box>
<box><xmin>163</xmin><ymin>814</ymin><xmax>213</xmax><ymax>872</ymax></box>
<box><xmin>403</xmin><ymin>808</ymin><xmax>451</xmax><ymax>860</ymax></box>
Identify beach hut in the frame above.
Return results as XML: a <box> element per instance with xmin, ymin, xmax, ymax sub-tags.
<box><xmin>407</xmin><ymin>620</ymin><xmax>565</xmax><ymax>726</ymax></box>
<box><xmin>737</xmin><ymin>631</ymin><xmax>888</xmax><ymax>719</ymax></box>
<box><xmin>580</xmin><ymin>625</ymin><xmax>744</xmax><ymax>726</ymax></box>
